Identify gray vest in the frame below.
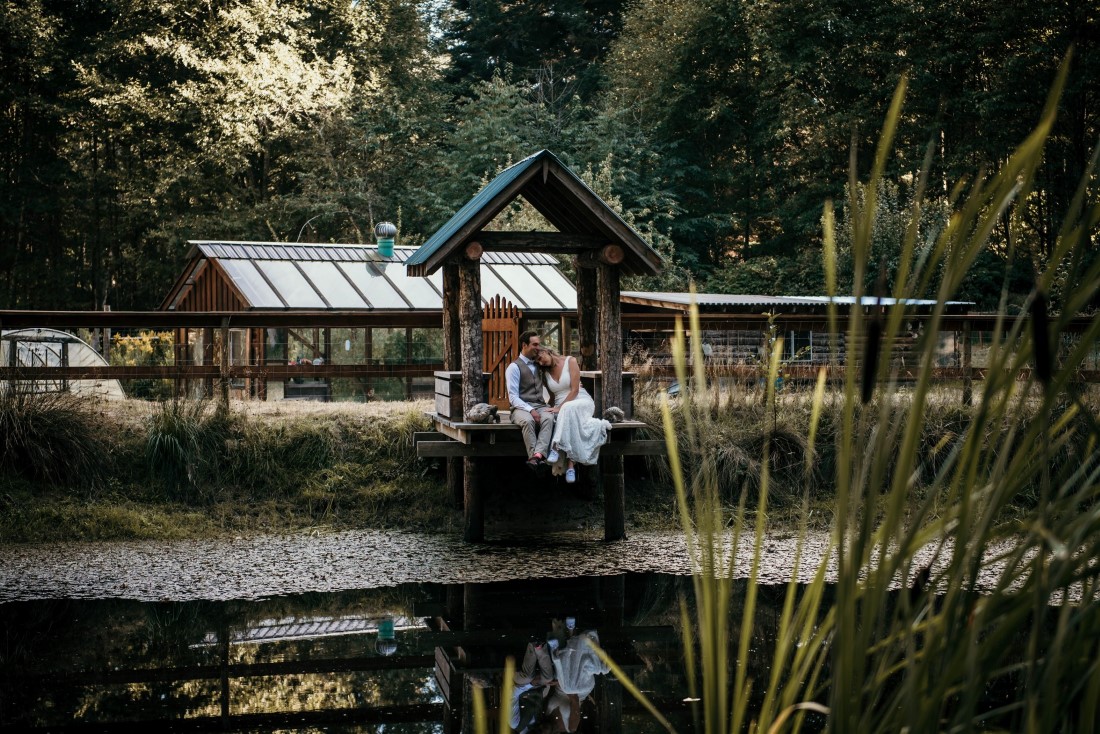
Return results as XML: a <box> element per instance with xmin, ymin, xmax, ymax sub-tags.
<box><xmin>513</xmin><ymin>356</ymin><xmax>544</xmax><ymax>405</ymax></box>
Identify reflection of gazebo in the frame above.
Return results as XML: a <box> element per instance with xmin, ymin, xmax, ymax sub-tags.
<box><xmin>407</xmin><ymin>150</ymin><xmax>666</xmax><ymax>542</ymax></box>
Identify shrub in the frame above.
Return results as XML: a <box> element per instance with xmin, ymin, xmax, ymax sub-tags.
<box><xmin>0</xmin><ymin>387</ymin><xmax>108</xmax><ymax>488</ymax></box>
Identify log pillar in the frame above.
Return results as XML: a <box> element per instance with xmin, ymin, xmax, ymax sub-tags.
<box><xmin>576</xmin><ymin>261</ymin><xmax>598</xmax><ymax>370</ymax></box>
<box><xmin>458</xmin><ymin>257</ymin><xmax>483</xmax><ymax>414</ymax></box>
<box><xmin>458</xmin><ymin>255</ymin><xmax>484</xmax><ymax>541</ymax></box>
<box><xmin>597</xmin><ymin>263</ymin><xmax>625</xmax><ymax>540</ymax></box>
<box><xmin>443</xmin><ymin>263</ymin><xmax>463</xmax><ymax>507</ymax></box>
<box><xmin>597</xmin><ymin>263</ymin><xmax>622</xmax><ymax>411</ymax></box>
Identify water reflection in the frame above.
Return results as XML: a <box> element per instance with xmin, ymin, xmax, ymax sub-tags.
<box><xmin>0</xmin><ymin>574</ymin><xmax>691</xmax><ymax>733</ymax></box>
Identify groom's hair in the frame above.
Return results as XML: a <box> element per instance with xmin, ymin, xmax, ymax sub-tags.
<box><xmin>520</xmin><ymin>330</ymin><xmax>539</xmax><ymax>346</ymax></box>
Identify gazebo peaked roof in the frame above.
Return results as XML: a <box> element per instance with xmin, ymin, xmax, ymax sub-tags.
<box><xmin>405</xmin><ymin>150</ymin><xmax>663</xmax><ymax>278</ymax></box>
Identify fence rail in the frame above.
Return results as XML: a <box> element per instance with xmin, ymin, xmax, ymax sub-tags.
<box><xmin>3</xmin><ymin>310</ymin><xmax>1098</xmax><ymax>405</ymax></box>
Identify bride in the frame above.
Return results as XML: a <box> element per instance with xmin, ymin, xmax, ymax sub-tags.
<box><xmin>535</xmin><ymin>348</ymin><xmax>612</xmax><ymax>483</ymax></box>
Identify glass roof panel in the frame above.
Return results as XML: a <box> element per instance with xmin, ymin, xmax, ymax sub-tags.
<box><xmin>298</xmin><ymin>261</ymin><xmax>368</xmax><ymax>308</ymax></box>
<box><xmin>254</xmin><ymin>261</ymin><xmax>326</xmax><ymax>308</ymax></box>
<box><xmin>336</xmin><ymin>262</ymin><xmax>408</xmax><ymax>309</ymax></box>
<box><xmin>488</xmin><ymin>265</ymin><xmax>567</xmax><ymax>310</ymax></box>
<box><xmin>380</xmin><ymin>266</ymin><xmax>442</xmax><ymax>309</ymax></box>
<box><xmin>218</xmin><ymin>260</ymin><xmax>284</xmax><ymax>307</ymax></box>
<box><xmin>479</xmin><ymin>266</ymin><xmax>526</xmax><ymax>308</ymax></box>
<box><xmin>531</xmin><ymin>265</ymin><xmax>577</xmax><ymax>309</ymax></box>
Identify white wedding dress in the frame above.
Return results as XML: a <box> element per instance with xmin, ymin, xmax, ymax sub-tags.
<box><xmin>546</xmin><ymin>356</ymin><xmax>612</xmax><ymax>472</ymax></box>
<box><xmin>551</xmin><ymin>630</ymin><xmax>610</xmax><ymax>700</ymax></box>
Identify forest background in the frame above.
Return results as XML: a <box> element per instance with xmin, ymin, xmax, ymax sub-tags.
<box><xmin>1</xmin><ymin>0</ymin><xmax>1097</xmax><ymax>313</ymax></box>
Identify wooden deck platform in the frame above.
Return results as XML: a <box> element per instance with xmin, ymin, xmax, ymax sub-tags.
<box><xmin>415</xmin><ymin>411</ymin><xmax>666</xmax><ymax>542</ymax></box>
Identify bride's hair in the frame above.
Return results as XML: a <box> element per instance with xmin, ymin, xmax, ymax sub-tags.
<box><xmin>536</xmin><ymin>346</ymin><xmax>562</xmax><ymax>368</ymax></box>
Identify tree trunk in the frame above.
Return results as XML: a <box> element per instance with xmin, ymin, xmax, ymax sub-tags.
<box><xmin>458</xmin><ymin>258</ymin><xmax>483</xmax><ymax>413</ymax></box>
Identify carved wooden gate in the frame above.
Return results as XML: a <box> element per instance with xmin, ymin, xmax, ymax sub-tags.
<box><xmin>482</xmin><ymin>295</ymin><xmax>522</xmax><ymax>409</ymax></box>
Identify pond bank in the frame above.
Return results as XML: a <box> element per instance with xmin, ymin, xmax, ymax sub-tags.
<box><xmin>2</xmin><ymin>527</ymin><xmax>1049</xmax><ymax>604</ymax></box>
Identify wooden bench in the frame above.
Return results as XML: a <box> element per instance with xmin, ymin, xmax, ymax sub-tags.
<box><xmin>417</xmin><ymin>371</ymin><xmax>666</xmax><ymax>542</ymax></box>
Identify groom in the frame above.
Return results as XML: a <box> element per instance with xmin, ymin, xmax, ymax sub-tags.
<box><xmin>506</xmin><ymin>330</ymin><xmax>555</xmax><ymax>471</ymax></box>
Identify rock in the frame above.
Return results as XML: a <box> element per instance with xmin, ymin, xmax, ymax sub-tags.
<box><xmin>603</xmin><ymin>406</ymin><xmax>625</xmax><ymax>423</ymax></box>
<box><xmin>465</xmin><ymin>403</ymin><xmax>499</xmax><ymax>424</ymax></box>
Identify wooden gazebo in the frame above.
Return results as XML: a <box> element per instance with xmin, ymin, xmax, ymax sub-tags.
<box><xmin>407</xmin><ymin>150</ymin><xmax>665</xmax><ymax>541</ymax></box>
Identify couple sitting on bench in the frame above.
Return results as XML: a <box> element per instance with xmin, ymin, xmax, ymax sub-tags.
<box><xmin>505</xmin><ymin>330</ymin><xmax>612</xmax><ymax>484</ymax></box>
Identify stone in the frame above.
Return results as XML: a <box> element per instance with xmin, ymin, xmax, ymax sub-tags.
<box><xmin>465</xmin><ymin>403</ymin><xmax>499</xmax><ymax>424</ymax></box>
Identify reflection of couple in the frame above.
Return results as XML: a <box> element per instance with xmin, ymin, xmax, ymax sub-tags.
<box><xmin>510</xmin><ymin>620</ymin><xmax>611</xmax><ymax>733</ymax></box>
<box><xmin>506</xmin><ymin>331</ymin><xmax>611</xmax><ymax>483</ymax></box>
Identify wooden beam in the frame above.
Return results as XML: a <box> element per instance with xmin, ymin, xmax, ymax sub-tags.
<box><xmin>415</xmin><ymin>439</ymin><xmax>666</xmax><ymax>458</ymax></box>
<box><xmin>464</xmin><ymin>241</ymin><xmax>483</xmax><ymax>260</ymax></box>
<box><xmin>0</xmin><ymin>310</ymin><xmax>446</xmax><ymax>328</ymax></box>
<box><xmin>473</xmin><ymin>231</ymin><xmax>606</xmax><ymax>252</ymax></box>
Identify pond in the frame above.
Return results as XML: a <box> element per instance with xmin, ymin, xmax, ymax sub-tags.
<box><xmin>0</xmin><ymin>572</ymin><xmax>829</xmax><ymax>733</ymax></box>
<box><xmin>0</xmin><ymin>529</ymin><xmax>1035</xmax><ymax>732</ymax></box>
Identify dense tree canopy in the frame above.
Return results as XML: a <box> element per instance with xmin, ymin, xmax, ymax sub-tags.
<box><xmin>0</xmin><ymin>0</ymin><xmax>1096</xmax><ymax>311</ymax></box>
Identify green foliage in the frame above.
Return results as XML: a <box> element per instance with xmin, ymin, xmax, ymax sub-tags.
<box><xmin>0</xmin><ymin>388</ymin><xmax>107</xmax><ymax>489</ymax></box>
<box><xmin>144</xmin><ymin>399</ymin><xmax>226</xmax><ymax>496</ymax></box>
<box><xmin>591</xmin><ymin>66</ymin><xmax>1100</xmax><ymax>732</ymax></box>
<box><xmin>110</xmin><ymin>331</ymin><xmax>174</xmax><ymax>400</ymax></box>
<box><xmin>1</xmin><ymin>0</ymin><xmax>1096</xmax><ymax>316</ymax></box>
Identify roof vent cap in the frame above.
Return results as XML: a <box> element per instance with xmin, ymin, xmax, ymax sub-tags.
<box><xmin>374</xmin><ymin>222</ymin><xmax>397</xmax><ymax>258</ymax></box>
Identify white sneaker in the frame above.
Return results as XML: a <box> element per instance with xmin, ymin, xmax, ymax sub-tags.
<box><xmin>547</xmin><ymin>449</ymin><xmax>560</xmax><ymax>463</ymax></box>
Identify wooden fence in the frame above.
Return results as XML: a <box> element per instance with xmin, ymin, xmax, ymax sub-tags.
<box><xmin>2</xmin><ymin>310</ymin><xmax>1097</xmax><ymax>407</ymax></box>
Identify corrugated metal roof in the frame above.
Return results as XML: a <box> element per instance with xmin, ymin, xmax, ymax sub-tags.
<box><xmin>185</xmin><ymin>240</ymin><xmax>574</xmax><ymax>311</ymax></box>
<box><xmin>622</xmin><ymin>292</ymin><xmax>973</xmax><ymax>311</ymax></box>
<box><xmin>405</xmin><ymin>149</ymin><xmax>662</xmax><ymax>277</ymax></box>
<box><xmin>189</xmin><ymin>240</ymin><xmax>560</xmax><ymax>265</ymax></box>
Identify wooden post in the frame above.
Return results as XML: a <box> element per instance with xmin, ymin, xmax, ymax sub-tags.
<box><xmin>60</xmin><ymin>340</ymin><xmax>69</xmax><ymax>393</ymax></box>
<box><xmin>576</xmin><ymin>260</ymin><xmax>598</xmax><ymax>371</ymax></box>
<box><xmin>458</xmin><ymin>255</ymin><xmax>484</xmax><ymax>541</ymax></box>
<box><xmin>962</xmin><ymin>319</ymin><xmax>973</xmax><ymax>407</ymax></box>
<box><xmin>218</xmin><ymin>318</ymin><xmax>230</xmax><ymax>413</ymax></box>
<box><xmin>365</xmin><ymin>327</ymin><xmax>374</xmax><ymax>398</ymax></box>
<box><xmin>405</xmin><ymin>326</ymin><xmax>414</xmax><ymax>399</ymax></box>
<box><xmin>202</xmin><ymin>327</ymin><xmax>214</xmax><ymax>398</ymax></box>
<box><xmin>597</xmin><ymin>262</ymin><xmax>625</xmax><ymax>541</ymax></box>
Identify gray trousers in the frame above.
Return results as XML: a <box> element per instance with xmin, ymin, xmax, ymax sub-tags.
<box><xmin>511</xmin><ymin>407</ymin><xmax>555</xmax><ymax>458</ymax></box>
<box><xmin>514</xmin><ymin>641</ymin><xmax>554</xmax><ymax>685</ymax></box>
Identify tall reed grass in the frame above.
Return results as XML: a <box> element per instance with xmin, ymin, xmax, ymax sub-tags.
<box><xmin>579</xmin><ymin>60</ymin><xmax>1100</xmax><ymax>732</ymax></box>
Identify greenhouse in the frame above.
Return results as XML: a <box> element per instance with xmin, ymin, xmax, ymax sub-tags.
<box><xmin>160</xmin><ymin>240</ymin><xmax>578</xmax><ymax>401</ymax></box>
<box><xmin>1</xmin><ymin>328</ymin><xmax>125</xmax><ymax>399</ymax></box>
